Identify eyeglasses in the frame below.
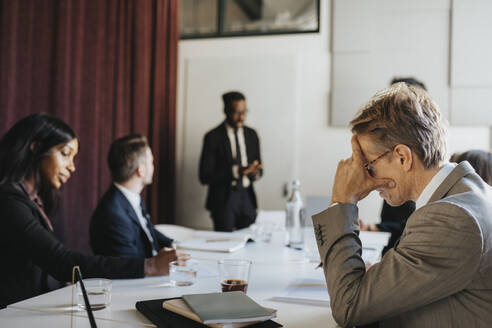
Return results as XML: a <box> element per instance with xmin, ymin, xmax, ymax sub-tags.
<box><xmin>364</xmin><ymin>150</ymin><xmax>391</xmax><ymax>177</ymax></box>
<box><xmin>230</xmin><ymin>109</ymin><xmax>248</xmax><ymax>117</ymax></box>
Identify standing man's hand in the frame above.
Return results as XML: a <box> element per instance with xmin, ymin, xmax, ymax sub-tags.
<box><xmin>331</xmin><ymin>136</ymin><xmax>395</xmax><ymax>205</ymax></box>
<box><xmin>239</xmin><ymin>160</ymin><xmax>263</xmax><ymax>176</ymax></box>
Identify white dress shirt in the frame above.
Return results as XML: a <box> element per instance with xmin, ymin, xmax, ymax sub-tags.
<box><xmin>415</xmin><ymin>162</ymin><xmax>456</xmax><ymax>210</ymax></box>
<box><xmin>114</xmin><ymin>183</ymin><xmax>157</xmax><ymax>256</ymax></box>
<box><xmin>225</xmin><ymin>123</ymin><xmax>250</xmax><ymax>188</ymax></box>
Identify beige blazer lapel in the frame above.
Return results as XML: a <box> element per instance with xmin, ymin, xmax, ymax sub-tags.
<box><xmin>428</xmin><ymin>161</ymin><xmax>475</xmax><ymax>203</ymax></box>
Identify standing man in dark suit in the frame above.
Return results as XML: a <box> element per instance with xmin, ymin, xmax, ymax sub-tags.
<box><xmin>199</xmin><ymin>91</ymin><xmax>263</xmax><ymax>232</ymax></box>
<box><xmin>90</xmin><ymin>135</ymin><xmax>177</xmax><ymax>258</ymax></box>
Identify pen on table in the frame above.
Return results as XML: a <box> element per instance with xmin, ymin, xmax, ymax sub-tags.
<box><xmin>74</xmin><ymin>266</ymin><xmax>98</xmax><ymax>328</ymax></box>
<box><xmin>206</xmin><ymin>238</ymin><xmax>232</xmax><ymax>243</ymax></box>
<box><xmin>286</xmin><ymin>244</ymin><xmax>303</xmax><ymax>251</ymax></box>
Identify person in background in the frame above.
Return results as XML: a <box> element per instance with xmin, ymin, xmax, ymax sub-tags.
<box><xmin>90</xmin><ymin>135</ymin><xmax>182</xmax><ymax>258</ymax></box>
<box><xmin>199</xmin><ymin>91</ymin><xmax>263</xmax><ymax>232</ymax></box>
<box><xmin>0</xmin><ymin>114</ymin><xmax>184</xmax><ymax>308</ymax></box>
<box><xmin>451</xmin><ymin>149</ymin><xmax>491</xmax><ymax>185</ymax></box>
<box><xmin>313</xmin><ymin>83</ymin><xmax>492</xmax><ymax>327</ymax></box>
<box><xmin>360</xmin><ymin>77</ymin><xmax>427</xmax><ymax>254</ymax></box>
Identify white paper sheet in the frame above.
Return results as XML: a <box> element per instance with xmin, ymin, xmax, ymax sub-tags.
<box><xmin>272</xmin><ymin>278</ymin><xmax>330</xmax><ymax>306</ymax></box>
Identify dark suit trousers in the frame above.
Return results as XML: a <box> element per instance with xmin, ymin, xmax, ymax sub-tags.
<box><xmin>213</xmin><ymin>188</ymin><xmax>256</xmax><ymax>232</ymax></box>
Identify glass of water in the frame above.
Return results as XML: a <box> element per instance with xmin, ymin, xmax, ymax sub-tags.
<box><xmin>76</xmin><ymin>278</ymin><xmax>112</xmax><ymax>310</ymax></box>
<box><xmin>169</xmin><ymin>260</ymin><xmax>198</xmax><ymax>286</ymax></box>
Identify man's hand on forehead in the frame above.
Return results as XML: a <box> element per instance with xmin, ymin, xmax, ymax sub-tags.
<box><xmin>330</xmin><ymin>136</ymin><xmax>394</xmax><ymax>205</ymax></box>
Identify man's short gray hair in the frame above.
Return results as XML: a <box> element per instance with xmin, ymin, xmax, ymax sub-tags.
<box><xmin>350</xmin><ymin>83</ymin><xmax>448</xmax><ymax>168</ymax></box>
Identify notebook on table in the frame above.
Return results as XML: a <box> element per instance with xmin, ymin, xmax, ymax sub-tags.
<box><xmin>182</xmin><ymin>292</ymin><xmax>276</xmax><ymax>324</ymax></box>
<box><xmin>176</xmin><ymin>238</ymin><xmax>247</xmax><ymax>253</ymax></box>
<box><xmin>163</xmin><ymin>298</ymin><xmax>278</xmax><ymax>328</ymax></box>
<box><xmin>136</xmin><ymin>297</ymin><xmax>282</xmax><ymax>328</ymax></box>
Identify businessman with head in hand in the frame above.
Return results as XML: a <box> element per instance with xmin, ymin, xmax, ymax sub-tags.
<box><xmin>91</xmin><ymin>135</ymin><xmax>187</xmax><ymax>262</ymax></box>
<box><xmin>199</xmin><ymin>91</ymin><xmax>263</xmax><ymax>232</ymax></box>
<box><xmin>313</xmin><ymin>83</ymin><xmax>492</xmax><ymax>327</ymax></box>
<box><xmin>359</xmin><ymin>77</ymin><xmax>427</xmax><ymax>255</ymax></box>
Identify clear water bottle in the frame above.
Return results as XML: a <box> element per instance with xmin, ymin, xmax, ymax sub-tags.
<box><xmin>285</xmin><ymin>180</ymin><xmax>306</xmax><ymax>248</ymax></box>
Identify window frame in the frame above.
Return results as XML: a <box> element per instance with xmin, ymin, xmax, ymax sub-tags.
<box><xmin>180</xmin><ymin>0</ymin><xmax>320</xmax><ymax>40</ymax></box>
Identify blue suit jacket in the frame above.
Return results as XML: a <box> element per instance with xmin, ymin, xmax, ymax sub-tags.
<box><xmin>90</xmin><ymin>185</ymin><xmax>173</xmax><ymax>258</ymax></box>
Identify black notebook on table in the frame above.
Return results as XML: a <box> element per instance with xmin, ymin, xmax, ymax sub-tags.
<box><xmin>136</xmin><ymin>298</ymin><xmax>282</xmax><ymax>328</ymax></box>
<box><xmin>135</xmin><ymin>297</ymin><xmax>283</xmax><ymax>328</ymax></box>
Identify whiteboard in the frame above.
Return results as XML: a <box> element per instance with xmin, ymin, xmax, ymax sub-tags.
<box><xmin>177</xmin><ymin>55</ymin><xmax>298</xmax><ymax>229</ymax></box>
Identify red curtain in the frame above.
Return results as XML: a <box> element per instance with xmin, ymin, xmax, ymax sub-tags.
<box><xmin>0</xmin><ymin>0</ymin><xmax>178</xmax><ymax>252</ymax></box>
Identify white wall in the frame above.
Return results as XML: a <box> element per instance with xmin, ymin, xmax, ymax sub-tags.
<box><xmin>176</xmin><ymin>0</ymin><xmax>490</xmax><ymax>229</ymax></box>
<box><xmin>451</xmin><ymin>0</ymin><xmax>492</xmax><ymax>125</ymax></box>
<box><xmin>331</xmin><ymin>0</ymin><xmax>451</xmax><ymax>125</ymax></box>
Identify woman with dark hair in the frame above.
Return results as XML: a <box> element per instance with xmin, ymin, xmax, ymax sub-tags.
<box><xmin>451</xmin><ymin>150</ymin><xmax>492</xmax><ymax>185</ymax></box>
<box><xmin>0</xmin><ymin>113</ymin><xmax>181</xmax><ymax>308</ymax></box>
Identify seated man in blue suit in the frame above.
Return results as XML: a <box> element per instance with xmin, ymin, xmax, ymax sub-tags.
<box><xmin>90</xmin><ymin>135</ymin><xmax>174</xmax><ymax>258</ymax></box>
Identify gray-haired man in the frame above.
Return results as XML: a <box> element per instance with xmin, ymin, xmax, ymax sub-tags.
<box><xmin>314</xmin><ymin>83</ymin><xmax>492</xmax><ymax>327</ymax></box>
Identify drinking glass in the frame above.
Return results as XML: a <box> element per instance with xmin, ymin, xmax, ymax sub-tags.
<box><xmin>169</xmin><ymin>260</ymin><xmax>198</xmax><ymax>286</ymax></box>
<box><xmin>76</xmin><ymin>278</ymin><xmax>112</xmax><ymax>310</ymax></box>
<box><xmin>217</xmin><ymin>259</ymin><xmax>252</xmax><ymax>293</ymax></box>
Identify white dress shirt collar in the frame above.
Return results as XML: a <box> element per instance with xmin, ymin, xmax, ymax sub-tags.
<box><xmin>225</xmin><ymin>122</ymin><xmax>241</xmax><ymax>131</ymax></box>
<box><xmin>113</xmin><ymin>183</ymin><xmax>156</xmax><ymax>254</ymax></box>
<box><xmin>415</xmin><ymin>162</ymin><xmax>456</xmax><ymax>210</ymax></box>
<box><xmin>114</xmin><ymin>183</ymin><xmax>141</xmax><ymax>210</ymax></box>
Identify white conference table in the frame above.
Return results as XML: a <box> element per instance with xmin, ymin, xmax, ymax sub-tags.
<box><xmin>2</xmin><ymin>229</ymin><xmax>389</xmax><ymax>328</ymax></box>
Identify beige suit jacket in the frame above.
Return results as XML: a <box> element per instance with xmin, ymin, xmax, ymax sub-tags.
<box><xmin>313</xmin><ymin>162</ymin><xmax>492</xmax><ymax>327</ymax></box>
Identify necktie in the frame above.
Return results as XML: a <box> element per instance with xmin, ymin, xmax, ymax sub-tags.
<box><xmin>233</xmin><ymin>128</ymin><xmax>242</xmax><ymax>165</ymax></box>
<box><xmin>140</xmin><ymin>200</ymin><xmax>158</xmax><ymax>254</ymax></box>
<box><xmin>233</xmin><ymin>128</ymin><xmax>243</xmax><ymax>187</ymax></box>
